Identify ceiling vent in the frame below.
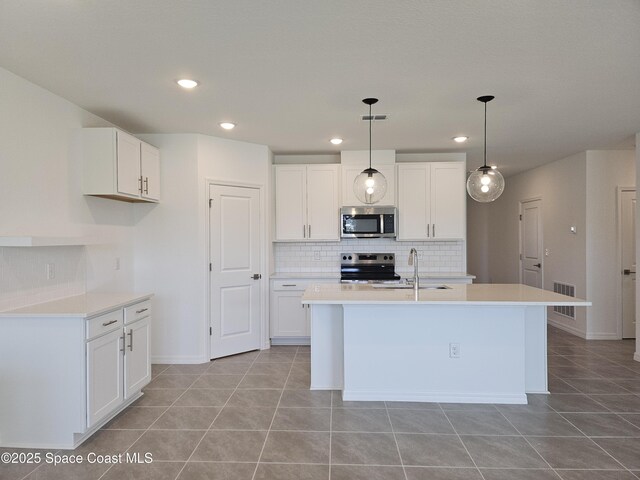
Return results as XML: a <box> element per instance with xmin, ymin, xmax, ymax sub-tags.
<box><xmin>361</xmin><ymin>114</ymin><xmax>388</xmax><ymax>121</ymax></box>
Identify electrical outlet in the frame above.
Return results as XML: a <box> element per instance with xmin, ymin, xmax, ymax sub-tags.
<box><xmin>449</xmin><ymin>343</ymin><xmax>460</xmax><ymax>358</ymax></box>
<box><xmin>115</xmin><ymin>257</ymin><xmax>121</xmax><ymax>270</ymax></box>
<box><xmin>545</xmin><ymin>248</ymin><xmax>550</xmax><ymax>257</ymax></box>
<box><xmin>46</xmin><ymin>263</ymin><xmax>55</xmax><ymax>280</ymax></box>
<box><xmin>313</xmin><ymin>251</ymin><xmax>321</xmax><ymax>261</ymax></box>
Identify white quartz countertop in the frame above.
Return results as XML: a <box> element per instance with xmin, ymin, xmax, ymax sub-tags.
<box><xmin>302</xmin><ymin>283</ymin><xmax>590</xmax><ymax>306</ymax></box>
<box><xmin>0</xmin><ymin>293</ymin><xmax>153</xmax><ymax>318</ymax></box>
<box><xmin>270</xmin><ymin>272</ymin><xmax>475</xmax><ymax>280</ymax></box>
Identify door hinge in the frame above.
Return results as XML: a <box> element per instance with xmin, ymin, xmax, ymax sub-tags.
<box><xmin>209</xmin><ymin>198</ymin><xmax>212</xmax><ymax>208</ymax></box>
<box><xmin>519</xmin><ymin>214</ymin><xmax>522</xmax><ymax>220</ymax></box>
<box><xmin>209</xmin><ymin>263</ymin><xmax>212</xmax><ymax>271</ymax></box>
<box><xmin>209</xmin><ymin>327</ymin><xmax>212</xmax><ymax>335</ymax></box>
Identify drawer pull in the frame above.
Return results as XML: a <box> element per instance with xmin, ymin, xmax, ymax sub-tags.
<box><xmin>282</xmin><ymin>284</ymin><xmax>297</xmax><ymax>287</ymax></box>
<box><xmin>102</xmin><ymin>319</ymin><xmax>118</xmax><ymax>327</ymax></box>
<box><xmin>135</xmin><ymin>308</ymin><xmax>148</xmax><ymax>314</ymax></box>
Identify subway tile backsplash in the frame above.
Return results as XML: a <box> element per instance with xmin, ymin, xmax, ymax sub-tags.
<box><xmin>0</xmin><ymin>246</ymin><xmax>86</xmax><ymax>312</ymax></box>
<box><xmin>274</xmin><ymin>240</ymin><xmax>465</xmax><ymax>274</ymax></box>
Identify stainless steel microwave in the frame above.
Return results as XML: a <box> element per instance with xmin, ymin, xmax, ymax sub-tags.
<box><xmin>340</xmin><ymin>206</ymin><xmax>397</xmax><ymax>238</ymax></box>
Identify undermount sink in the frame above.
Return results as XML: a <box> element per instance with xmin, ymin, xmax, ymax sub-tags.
<box><xmin>372</xmin><ymin>284</ymin><xmax>451</xmax><ymax>290</ymax></box>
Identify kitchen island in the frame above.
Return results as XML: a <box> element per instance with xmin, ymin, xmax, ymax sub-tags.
<box><xmin>302</xmin><ymin>283</ymin><xmax>589</xmax><ymax>404</ymax></box>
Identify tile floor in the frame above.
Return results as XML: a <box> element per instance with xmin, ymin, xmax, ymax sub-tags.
<box><xmin>3</xmin><ymin>326</ymin><xmax>640</xmax><ymax>480</ymax></box>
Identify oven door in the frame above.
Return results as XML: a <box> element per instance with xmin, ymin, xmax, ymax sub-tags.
<box><xmin>341</xmin><ymin>214</ymin><xmax>384</xmax><ymax>238</ymax></box>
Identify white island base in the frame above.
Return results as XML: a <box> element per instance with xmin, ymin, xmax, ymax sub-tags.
<box><xmin>311</xmin><ymin>304</ymin><xmax>546</xmax><ymax>404</ymax></box>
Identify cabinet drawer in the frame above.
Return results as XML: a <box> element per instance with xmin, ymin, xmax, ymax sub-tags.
<box><xmin>272</xmin><ymin>279</ymin><xmax>337</xmax><ymax>291</ymax></box>
<box><xmin>124</xmin><ymin>300</ymin><xmax>152</xmax><ymax>325</ymax></box>
<box><xmin>87</xmin><ymin>310</ymin><xmax>124</xmax><ymax>340</ymax></box>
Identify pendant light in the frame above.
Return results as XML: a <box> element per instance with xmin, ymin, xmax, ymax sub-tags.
<box><xmin>466</xmin><ymin>95</ymin><xmax>505</xmax><ymax>202</ymax></box>
<box><xmin>353</xmin><ymin>98</ymin><xmax>387</xmax><ymax>204</ymax></box>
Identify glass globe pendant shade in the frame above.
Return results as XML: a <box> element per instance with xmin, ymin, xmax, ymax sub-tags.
<box><xmin>354</xmin><ymin>168</ymin><xmax>387</xmax><ymax>204</ymax></box>
<box><xmin>466</xmin><ymin>167</ymin><xmax>505</xmax><ymax>202</ymax></box>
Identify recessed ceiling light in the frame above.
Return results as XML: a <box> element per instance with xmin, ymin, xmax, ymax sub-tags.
<box><xmin>330</xmin><ymin>138</ymin><xmax>343</xmax><ymax>145</ymax></box>
<box><xmin>177</xmin><ymin>79</ymin><xmax>198</xmax><ymax>89</ymax></box>
<box><xmin>219</xmin><ymin>122</ymin><xmax>236</xmax><ymax>130</ymax></box>
<box><xmin>453</xmin><ymin>136</ymin><xmax>469</xmax><ymax>143</ymax></box>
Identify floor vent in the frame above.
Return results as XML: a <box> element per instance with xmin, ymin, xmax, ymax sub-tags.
<box><xmin>553</xmin><ymin>281</ymin><xmax>575</xmax><ymax>319</ymax></box>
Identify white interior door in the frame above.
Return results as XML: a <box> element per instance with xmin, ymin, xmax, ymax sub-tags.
<box><xmin>621</xmin><ymin>189</ymin><xmax>636</xmax><ymax>339</ymax></box>
<box><xmin>210</xmin><ymin>184</ymin><xmax>261</xmax><ymax>359</ymax></box>
<box><xmin>520</xmin><ymin>199</ymin><xmax>543</xmax><ymax>288</ymax></box>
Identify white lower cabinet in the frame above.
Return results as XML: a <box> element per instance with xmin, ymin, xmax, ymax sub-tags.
<box><xmin>124</xmin><ymin>316</ymin><xmax>152</xmax><ymax>399</ymax></box>
<box><xmin>0</xmin><ymin>294</ymin><xmax>153</xmax><ymax>449</ymax></box>
<box><xmin>87</xmin><ymin>329</ymin><xmax>124</xmax><ymax>427</ymax></box>
<box><xmin>270</xmin><ymin>278</ymin><xmax>336</xmax><ymax>343</ymax></box>
<box><xmin>87</xmin><ymin>302</ymin><xmax>152</xmax><ymax>428</ymax></box>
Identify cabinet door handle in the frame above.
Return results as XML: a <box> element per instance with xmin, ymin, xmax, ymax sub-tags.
<box><xmin>135</xmin><ymin>308</ymin><xmax>148</xmax><ymax>314</ymax></box>
<box><xmin>144</xmin><ymin>177</ymin><xmax>149</xmax><ymax>194</ymax></box>
<box><xmin>127</xmin><ymin>329</ymin><xmax>133</xmax><ymax>351</ymax></box>
<box><xmin>138</xmin><ymin>176</ymin><xmax>143</xmax><ymax>193</ymax></box>
<box><xmin>303</xmin><ymin>225</ymin><xmax>306</xmax><ymax>238</ymax></box>
<box><xmin>120</xmin><ymin>334</ymin><xmax>125</xmax><ymax>352</ymax></box>
<box><xmin>308</xmin><ymin>224</ymin><xmax>311</xmax><ymax>237</ymax></box>
<box><xmin>102</xmin><ymin>319</ymin><xmax>118</xmax><ymax>327</ymax></box>
<box><xmin>432</xmin><ymin>224</ymin><xmax>435</xmax><ymax>237</ymax></box>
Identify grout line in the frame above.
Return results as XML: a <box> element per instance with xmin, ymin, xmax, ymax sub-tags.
<box><xmin>439</xmin><ymin>404</ymin><xmax>487</xmax><ymax>480</ymax></box>
<box><xmin>328</xmin><ymin>390</ymin><xmax>333</xmax><ymax>480</ymax></box>
<box><xmin>383</xmin><ymin>401</ymin><xmax>408</xmax><ymax>480</ymax></box>
<box><xmin>250</xmin><ymin>346</ymin><xmax>298</xmax><ymax>480</ymax></box>
<box><xmin>157</xmin><ymin>349</ymin><xmax>262</xmax><ymax>480</ymax></box>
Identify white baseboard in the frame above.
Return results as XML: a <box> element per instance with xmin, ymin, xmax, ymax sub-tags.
<box><xmin>151</xmin><ymin>355</ymin><xmax>209</xmax><ymax>364</ymax></box>
<box><xmin>547</xmin><ymin>319</ymin><xmax>586</xmax><ymax>338</ymax></box>
<box><xmin>270</xmin><ymin>336</ymin><xmax>310</xmax><ymax>346</ymax></box>
<box><xmin>585</xmin><ymin>332</ymin><xmax>620</xmax><ymax>340</ymax></box>
<box><xmin>342</xmin><ymin>390</ymin><xmax>528</xmax><ymax>405</ymax></box>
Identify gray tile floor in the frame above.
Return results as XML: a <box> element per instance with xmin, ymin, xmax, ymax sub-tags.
<box><xmin>4</xmin><ymin>326</ymin><xmax>640</xmax><ymax>480</ymax></box>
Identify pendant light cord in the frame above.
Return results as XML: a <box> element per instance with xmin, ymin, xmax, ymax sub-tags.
<box><xmin>369</xmin><ymin>103</ymin><xmax>372</xmax><ymax>169</ymax></box>
<box><xmin>483</xmin><ymin>101</ymin><xmax>487</xmax><ymax>169</ymax></box>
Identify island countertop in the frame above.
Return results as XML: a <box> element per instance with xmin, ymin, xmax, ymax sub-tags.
<box><xmin>302</xmin><ymin>283</ymin><xmax>590</xmax><ymax>306</ymax></box>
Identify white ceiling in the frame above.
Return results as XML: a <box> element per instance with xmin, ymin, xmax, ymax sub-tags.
<box><xmin>1</xmin><ymin>0</ymin><xmax>639</xmax><ymax>176</ymax></box>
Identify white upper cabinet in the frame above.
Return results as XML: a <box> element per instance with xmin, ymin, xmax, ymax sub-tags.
<box><xmin>397</xmin><ymin>162</ymin><xmax>466</xmax><ymax>240</ymax></box>
<box><xmin>82</xmin><ymin>128</ymin><xmax>160</xmax><ymax>203</ymax></box>
<box><xmin>340</xmin><ymin>150</ymin><xmax>396</xmax><ymax>207</ymax></box>
<box><xmin>274</xmin><ymin>164</ymin><xmax>340</xmax><ymax>241</ymax></box>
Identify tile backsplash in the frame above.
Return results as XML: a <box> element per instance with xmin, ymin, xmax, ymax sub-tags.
<box><xmin>0</xmin><ymin>246</ymin><xmax>86</xmax><ymax>311</ymax></box>
<box><xmin>274</xmin><ymin>239</ymin><xmax>465</xmax><ymax>275</ymax></box>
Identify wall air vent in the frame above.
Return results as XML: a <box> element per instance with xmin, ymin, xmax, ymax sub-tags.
<box><xmin>361</xmin><ymin>115</ymin><xmax>388</xmax><ymax>121</ymax></box>
<box><xmin>553</xmin><ymin>281</ymin><xmax>575</xmax><ymax>319</ymax></box>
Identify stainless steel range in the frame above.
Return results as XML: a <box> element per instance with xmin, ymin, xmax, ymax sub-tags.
<box><xmin>340</xmin><ymin>252</ymin><xmax>401</xmax><ymax>283</ymax></box>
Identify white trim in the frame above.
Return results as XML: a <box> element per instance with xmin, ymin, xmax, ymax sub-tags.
<box><xmin>585</xmin><ymin>332</ymin><xmax>621</xmax><ymax>340</ymax></box>
<box><xmin>518</xmin><ymin>196</ymin><xmax>543</xmax><ymax>286</ymax></box>
<box><xmin>270</xmin><ymin>336</ymin><xmax>311</xmax><ymax>346</ymax></box>
<box><xmin>547</xmin><ymin>318</ymin><xmax>586</xmax><ymax>338</ymax></box>
<box><xmin>616</xmin><ymin>186</ymin><xmax>636</xmax><ymax>340</ymax></box>
<box><xmin>342</xmin><ymin>390</ymin><xmax>528</xmax><ymax>404</ymax></box>
<box><xmin>634</xmin><ymin>352</ymin><xmax>640</xmax><ymax>362</ymax></box>
<box><xmin>151</xmin><ymin>355</ymin><xmax>209</xmax><ymax>364</ymax></box>
<box><xmin>205</xmin><ymin>178</ymin><xmax>269</xmax><ymax>360</ymax></box>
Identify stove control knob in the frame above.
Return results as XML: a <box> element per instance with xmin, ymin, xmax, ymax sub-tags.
<box><xmin>384</xmin><ymin>256</ymin><xmax>388</xmax><ymax>260</ymax></box>
<box><xmin>389</xmin><ymin>255</ymin><xmax>393</xmax><ymax>260</ymax></box>
<box><xmin>348</xmin><ymin>255</ymin><xmax>352</xmax><ymax>260</ymax></box>
<box><xmin>342</xmin><ymin>256</ymin><xmax>347</xmax><ymax>260</ymax></box>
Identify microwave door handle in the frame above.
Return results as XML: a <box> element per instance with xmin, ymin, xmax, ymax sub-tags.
<box><xmin>380</xmin><ymin>214</ymin><xmax>384</xmax><ymax>234</ymax></box>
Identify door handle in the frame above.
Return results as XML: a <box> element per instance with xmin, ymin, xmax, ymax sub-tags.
<box><xmin>534</xmin><ymin>263</ymin><xmax>542</xmax><ymax>268</ymax></box>
<box><xmin>251</xmin><ymin>274</ymin><xmax>262</xmax><ymax>280</ymax></box>
<box><xmin>623</xmin><ymin>269</ymin><xmax>636</xmax><ymax>275</ymax></box>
